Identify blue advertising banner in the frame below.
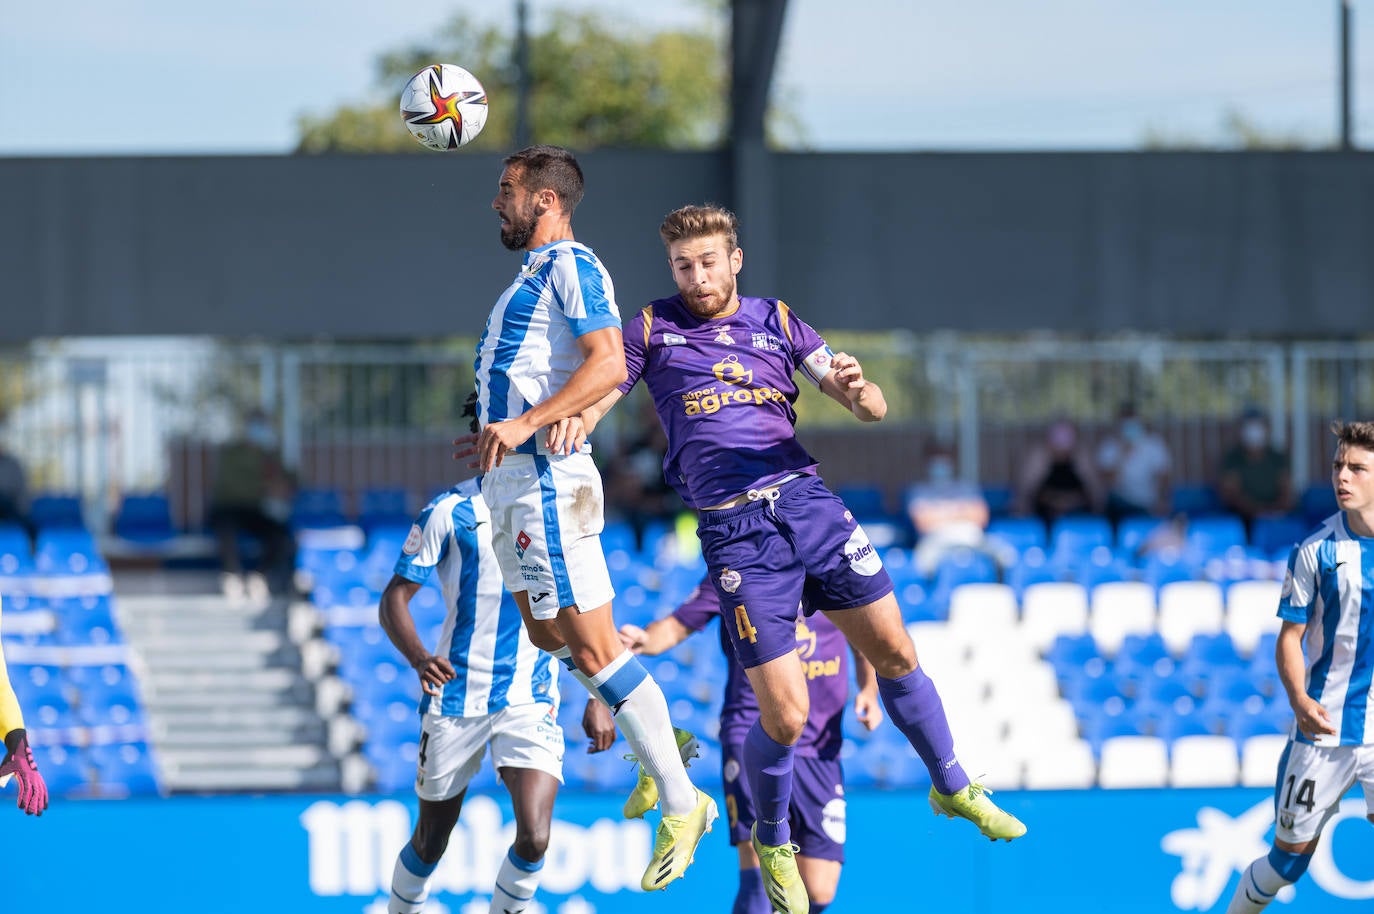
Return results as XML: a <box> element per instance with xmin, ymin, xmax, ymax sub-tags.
<box><xmin>5</xmin><ymin>787</ymin><xmax>1372</xmax><ymax>912</ymax></box>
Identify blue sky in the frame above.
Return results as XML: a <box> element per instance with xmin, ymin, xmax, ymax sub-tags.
<box><xmin>2</xmin><ymin>0</ymin><xmax>1373</xmax><ymax>155</ymax></box>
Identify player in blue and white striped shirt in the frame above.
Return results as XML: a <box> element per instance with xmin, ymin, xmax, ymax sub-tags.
<box><xmin>1227</xmin><ymin>420</ymin><xmax>1374</xmax><ymax>913</ymax></box>
<box><xmin>469</xmin><ymin>145</ymin><xmax>712</xmax><ymax>893</ymax></box>
<box><xmin>379</xmin><ymin>398</ymin><xmax>616</xmax><ymax>914</ymax></box>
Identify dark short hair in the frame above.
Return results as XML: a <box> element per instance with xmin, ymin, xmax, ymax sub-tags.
<box><xmin>659</xmin><ymin>204</ymin><xmax>739</xmax><ymax>252</ymax></box>
<box><xmin>503</xmin><ymin>145</ymin><xmax>585</xmax><ymax>215</ymax></box>
<box><xmin>462</xmin><ymin>390</ymin><xmax>479</xmax><ymax>434</ymax></box>
<box><xmin>1332</xmin><ymin>419</ymin><xmax>1374</xmax><ymax>455</ymax></box>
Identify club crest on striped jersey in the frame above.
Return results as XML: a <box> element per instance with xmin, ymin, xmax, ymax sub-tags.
<box><xmin>521</xmin><ymin>253</ymin><xmax>550</xmax><ymax>277</ymax></box>
<box><xmin>402</xmin><ymin>524</ymin><xmax>424</xmax><ymax>555</ymax></box>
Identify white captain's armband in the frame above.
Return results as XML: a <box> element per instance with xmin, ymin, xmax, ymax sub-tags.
<box><xmin>801</xmin><ymin>344</ymin><xmax>835</xmax><ymax>386</ymax></box>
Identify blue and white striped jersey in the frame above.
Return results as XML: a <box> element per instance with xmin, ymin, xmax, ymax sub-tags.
<box><xmin>474</xmin><ymin>240</ymin><xmax>621</xmax><ymax>454</ymax></box>
<box><xmin>1278</xmin><ymin>511</ymin><xmax>1374</xmax><ymax>746</ymax></box>
<box><xmin>393</xmin><ymin>479</ymin><xmax>558</xmax><ymax>718</ymax></box>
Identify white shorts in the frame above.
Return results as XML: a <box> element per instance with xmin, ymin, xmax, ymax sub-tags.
<box><xmin>1273</xmin><ymin>739</ymin><xmax>1374</xmax><ymax>843</ymax></box>
<box><xmin>414</xmin><ymin>703</ymin><xmax>565</xmax><ymax>802</ymax></box>
<box><xmin>480</xmin><ymin>451</ymin><xmax>615</xmax><ymax>620</ymax></box>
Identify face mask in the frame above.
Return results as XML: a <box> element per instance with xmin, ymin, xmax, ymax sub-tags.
<box><xmin>927</xmin><ymin>458</ymin><xmax>954</xmax><ymax>483</ymax></box>
<box><xmin>247</xmin><ymin>422</ymin><xmax>276</xmax><ymax>448</ymax></box>
<box><xmin>1241</xmin><ymin>421</ymin><xmax>1267</xmax><ymax>449</ymax></box>
<box><xmin>1120</xmin><ymin>419</ymin><xmax>1143</xmax><ymax>443</ymax></box>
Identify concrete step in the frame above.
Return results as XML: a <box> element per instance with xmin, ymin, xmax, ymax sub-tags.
<box><xmin>161</xmin><ymin>744</ymin><xmax>329</xmax><ymax>769</ymax></box>
<box><xmin>136</xmin><ymin>644</ymin><xmax>300</xmax><ymax>673</ymax></box>
<box><xmin>151</xmin><ymin>706</ymin><xmax>324</xmax><ymax>732</ymax></box>
<box><xmin>142</xmin><ymin>682</ymin><xmax>316</xmax><ymax>709</ymax></box>
<box><xmin>152</xmin><ymin>723</ymin><xmax>327</xmax><ymax>748</ymax></box>
<box><xmin>164</xmin><ymin>764</ymin><xmax>341</xmax><ymax>794</ymax></box>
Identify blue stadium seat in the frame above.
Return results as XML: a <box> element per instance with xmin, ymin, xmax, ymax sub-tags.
<box><xmin>986</xmin><ymin>517</ymin><xmax>1047</xmax><ymax>555</ymax></box>
<box><xmin>1153</xmin><ymin>706</ymin><xmax>1215</xmax><ymax>743</ymax></box>
<box><xmin>1079</xmin><ymin>707</ymin><xmax>1147</xmax><ymax>751</ymax></box>
<box><xmin>29</xmin><ymin>493</ymin><xmax>85</xmax><ymax>530</ymax></box>
<box><xmin>358</xmin><ymin>487</ymin><xmax>411</xmax><ymax>532</ymax></box>
<box><xmin>0</xmin><ymin>522</ymin><xmax>33</xmax><ymax>574</ymax></box>
<box><xmin>932</xmin><ymin>549</ymin><xmax>999</xmax><ymax>590</ymax></box>
<box><xmin>291</xmin><ymin>488</ymin><xmax>350</xmax><ymax>529</ymax></box>
<box><xmin>982</xmin><ymin>485</ymin><xmax>1013</xmax><ymax>517</ymax></box>
<box><xmin>1299</xmin><ymin>484</ymin><xmax>1338</xmax><ymax>526</ymax></box>
<box><xmin>1202</xmin><ymin>668</ymin><xmax>1267</xmax><ymax>707</ymax></box>
<box><xmin>1139</xmin><ymin>550</ymin><xmax>1199</xmax><ymax>589</ymax></box>
<box><xmin>31</xmin><ymin>745</ymin><xmax>90</xmax><ymax>796</ymax></box>
<box><xmin>1171</xmin><ymin>484</ymin><xmax>1221</xmax><ymax>517</ymax></box>
<box><xmin>1045</xmin><ymin>633</ymin><xmax>1102</xmax><ymax>670</ymax></box>
<box><xmin>1116</xmin><ymin>516</ymin><xmax>1172</xmax><ymax>556</ymax></box>
<box><xmin>1251</xmin><ymin>515</ymin><xmax>1310</xmax><ymax>555</ymax></box>
<box><xmin>837</xmin><ymin>484</ymin><xmax>887</xmax><ymax>519</ymax></box>
<box><xmin>1179</xmin><ymin>632</ymin><xmax>1244</xmax><ymax>676</ymax></box>
<box><xmin>1051</xmin><ymin>515</ymin><xmax>1114</xmax><ymax>557</ymax></box>
<box><xmin>1184</xmin><ymin>515</ymin><xmax>1248</xmax><ymax>560</ymax></box>
<box><xmin>1074</xmin><ymin>546</ymin><xmax>1134</xmax><ymax>590</ymax></box>
<box><xmin>34</xmin><ymin>529</ymin><xmax>107</xmax><ymax>575</ymax></box>
<box><xmin>112</xmin><ymin>493</ymin><xmax>176</xmax><ymax>543</ymax></box>
<box><xmin>1135</xmin><ymin>672</ymin><xmax>1196</xmax><ymax>708</ymax></box>
<box><xmin>1006</xmin><ymin>547</ymin><xmax>1059</xmax><ymax>596</ymax></box>
<box><xmin>1113</xmin><ymin>633</ymin><xmax>1174</xmax><ymax>679</ymax></box>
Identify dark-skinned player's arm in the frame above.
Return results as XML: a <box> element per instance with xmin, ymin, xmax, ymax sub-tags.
<box><xmin>379</xmin><ymin>575</ymin><xmax>456</xmax><ymax>697</ymax></box>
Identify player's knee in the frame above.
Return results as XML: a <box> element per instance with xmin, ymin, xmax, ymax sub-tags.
<box><xmin>1267</xmin><ymin>846</ymin><xmax>1312</xmax><ymax>883</ymax></box>
<box><xmin>525</xmin><ymin>624</ymin><xmax>565</xmax><ymax>654</ymax></box>
<box><xmin>511</xmin><ymin>826</ymin><xmax>550</xmax><ymax>864</ymax></box>
<box><xmin>410</xmin><ymin>827</ymin><xmax>450</xmax><ymax>865</ymax></box>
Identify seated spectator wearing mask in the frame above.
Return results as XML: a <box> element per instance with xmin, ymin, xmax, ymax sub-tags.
<box><xmin>1097</xmin><ymin>404</ymin><xmax>1171</xmax><ymax>527</ymax></box>
<box><xmin>906</xmin><ymin>447</ymin><xmax>997</xmax><ymax>578</ymax></box>
<box><xmin>1216</xmin><ymin>409</ymin><xmax>1295</xmax><ymax>532</ymax></box>
<box><xmin>1015</xmin><ymin>419</ymin><xmax>1104</xmax><ymax>527</ymax></box>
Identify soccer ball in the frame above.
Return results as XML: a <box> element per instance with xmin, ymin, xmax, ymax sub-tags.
<box><xmin>399</xmin><ymin>64</ymin><xmax>489</xmax><ymax>150</ymax></box>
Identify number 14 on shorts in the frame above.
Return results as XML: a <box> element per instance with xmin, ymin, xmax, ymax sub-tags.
<box><xmin>734</xmin><ymin>604</ymin><xmax>758</xmax><ymax>643</ymax></box>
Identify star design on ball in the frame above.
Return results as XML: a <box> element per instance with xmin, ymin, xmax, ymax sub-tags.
<box><xmin>402</xmin><ymin>67</ymin><xmax>486</xmax><ymax>149</ymax></box>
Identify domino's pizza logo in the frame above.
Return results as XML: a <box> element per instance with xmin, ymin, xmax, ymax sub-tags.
<box><xmin>515</xmin><ymin>530</ymin><xmax>532</xmax><ymax>558</ymax></box>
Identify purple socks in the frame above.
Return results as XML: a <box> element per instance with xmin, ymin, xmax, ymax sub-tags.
<box><xmin>743</xmin><ymin>722</ymin><xmax>795</xmax><ymax>847</ymax></box>
<box><xmin>877</xmin><ymin>666</ymin><xmax>970</xmax><ymax>795</ymax></box>
<box><xmin>734</xmin><ymin>867</ymin><xmax>770</xmax><ymax>914</ymax></box>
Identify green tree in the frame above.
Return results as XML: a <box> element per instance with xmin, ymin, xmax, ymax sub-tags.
<box><xmin>295</xmin><ymin>9</ymin><xmax>728</xmax><ymax>153</ymax></box>
<box><xmin>1141</xmin><ymin>106</ymin><xmax>1320</xmax><ymax>150</ymax></box>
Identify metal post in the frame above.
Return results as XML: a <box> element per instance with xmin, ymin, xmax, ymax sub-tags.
<box><xmin>1291</xmin><ymin>346</ymin><xmax>1310</xmax><ymax>487</ymax></box>
<box><xmin>1340</xmin><ymin>0</ymin><xmax>1354</xmax><ymax>150</ymax></box>
<box><xmin>957</xmin><ymin>351</ymin><xmax>980</xmax><ymax>485</ymax></box>
<box><xmin>514</xmin><ymin>0</ymin><xmax>531</xmax><ymax>148</ymax></box>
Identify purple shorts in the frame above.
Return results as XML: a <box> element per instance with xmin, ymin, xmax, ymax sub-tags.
<box><xmin>721</xmin><ymin>740</ymin><xmax>846</xmax><ymax>862</ymax></box>
<box><xmin>697</xmin><ymin>474</ymin><xmax>894</xmax><ymax>668</ymax></box>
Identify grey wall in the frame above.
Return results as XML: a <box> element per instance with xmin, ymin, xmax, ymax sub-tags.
<box><xmin>2</xmin><ymin>150</ymin><xmax>1371</xmax><ymax>341</ymax></box>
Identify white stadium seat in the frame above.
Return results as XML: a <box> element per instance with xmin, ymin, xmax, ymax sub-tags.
<box><xmin>1157</xmin><ymin>580</ymin><xmax>1225</xmax><ymax>654</ymax></box>
<box><xmin>1169</xmin><ymin>735</ymin><xmax>1240</xmax><ymax>787</ymax></box>
<box><xmin>1023</xmin><ymin>738</ymin><xmax>1097</xmax><ymax>789</ymax></box>
<box><xmin>948</xmin><ymin>583</ymin><xmax>1019</xmax><ymax>632</ymax></box>
<box><xmin>1020</xmin><ymin>581</ymin><xmax>1089</xmax><ymax>653</ymax></box>
<box><xmin>1098</xmin><ymin>735</ymin><xmax>1170</xmax><ymax>788</ymax></box>
<box><xmin>1240</xmin><ymin>733</ymin><xmax>1289</xmax><ymax>787</ymax></box>
<box><xmin>1226</xmin><ymin>579</ymin><xmax>1283</xmax><ymax>656</ymax></box>
<box><xmin>1089</xmin><ymin>581</ymin><xmax>1157</xmax><ymax>655</ymax></box>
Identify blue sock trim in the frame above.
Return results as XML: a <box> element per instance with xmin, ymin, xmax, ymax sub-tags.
<box><xmin>400</xmin><ymin>842</ymin><xmax>438</xmax><ymax>877</ymax></box>
<box><xmin>507</xmin><ymin>847</ymin><xmax>544</xmax><ymax>872</ymax></box>
<box><xmin>553</xmin><ymin>645</ymin><xmax>578</xmax><ymax>672</ymax></box>
<box><xmin>1266</xmin><ymin>846</ymin><xmax>1311</xmax><ymax>882</ymax></box>
<box><xmin>596</xmin><ymin>655</ymin><xmax>648</xmax><ymax>707</ymax></box>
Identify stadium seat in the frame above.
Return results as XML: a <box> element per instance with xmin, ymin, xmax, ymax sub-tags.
<box><xmin>986</xmin><ymin>517</ymin><xmax>1047</xmax><ymax>555</ymax></box>
<box><xmin>1023</xmin><ymin>738</ymin><xmax>1097</xmax><ymax>789</ymax></box>
<box><xmin>31</xmin><ymin>745</ymin><xmax>90</xmax><ymax>796</ymax></box>
<box><xmin>932</xmin><ymin>549</ymin><xmax>1000</xmax><ymax>591</ymax></box>
<box><xmin>1005</xmin><ymin>547</ymin><xmax>1059</xmax><ymax>596</ymax></box>
<box><xmin>1113</xmin><ymin>632</ymin><xmax>1174</xmax><ymax>679</ymax></box>
<box><xmin>1156</xmin><ymin>580</ymin><xmax>1225</xmax><ymax>654</ymax></box>
<box><xmin>0</xmin><ymin>522</ymin><xmax>34</xmax><ymax>575</ymax></box>
<box><xmin>1153</xmin><ymin>706</ymin><xmax>1214</xmax><ymax>743</ymax></box>
<box><xmin>1045</xmin><ymin>632</ymin><xmax>1103</xmax><ymax>673</ymax></box>
<box><xmin>34</xmin><ymin>529</ymin><xmax>107</xmax><ymax>576</ymax></box>
<box><xmin>1250</xmin><ymin>515</ymin><xmax>1309</xmax><ymax>556</ymax></box>
<box><xmin>1184</xmin><ymin>515</ymin><xmax>1248</xmax><ymax>560</ymax></box>
<box><xmin>1089</xmin><ymin>581</ymin><xmax>1157</xmax><ymax>655</ymax></box>
<box><xmin>1019</xmin><ymin>581</ymin><xmax>1089</xmax><ymax>653</ymax></box>
<box><xmin>291</xmin><ymin>488</ymin><xmax>350</xmax><ymax>530</ymax></box>
<box><xmin>1171</xmin><ymin>484</ymin><xmax>1221</xmax><ymax>517</ymax></box>
<box><xmin>947</xmin><ymin>583</ymin><xmax>1018</xmax><ymax>631</ymax></box>
<box><xmin>1169</xmin><ymin>735</ymin><xmax>1240</xmax><ymax>787</ymax></box>
<box><xmin>29</xmin><ymin>493</ymin><xmax>86</xmax><ymax>530</ymax></box>
<box><xmin>357</xmin><ymin>487</ymin><xmax>411</xmax><ymax>533</ymax></box>
<box><xmin>1050</xmin><ymin>515</ymin><xmax>1114</xmax><ymax>558</ymax></box>
<box><xmin>837</xmin><ymin>484</ymin><xmax>887</xmax><ymax>519</ymax></box>
<box><xmin>90</xmin><ymin>742</ymin><xmax>162</xmax><ymax>796</ymax></box>
<box><xmin>1240</xmin><ymin>734</ymin><xmax>1289</xmax><ymax>787</ymax></box>
<box><xmin>1179</xmin><ymin>632</ymin><xmax>1244</xmax><ymax>677</ymax></box>
<box><xmin>1139</xmin><ymin>549</ymin><xmax>1199</xmax><ymax>590</ymax></box>
<box><xmin>1299</xmin><ymin>484</ymin><xmax>1338</xmax><ymax>526</ymax></box>
<box><xmin>112</xmin><ymin>493</ymin><xmax>176</xmax><ymax>543</ymax></box>
<box><xmin>1134</xmin><ymin>671</ymin><xmax>1196</xmax><ymax>708</ymax></box>
<box><xmin>1097</xmin><ymin>736</ymin><xmax>1170</xmax><ymax>788</ymax></box>
<box><xmin>1225</xmin><ymin>580</ymin><xmax>1283</xmax><ymax>655</ymax></box>
<box><xmin>982</xmin><ymin>485</ymin><xmax>1013</xmax><ymax>518</ymax></box>
<box><xmin>1116</xmin><ymin>515</ymin><xmax>1172</xmax><ymax>555</ymax></box>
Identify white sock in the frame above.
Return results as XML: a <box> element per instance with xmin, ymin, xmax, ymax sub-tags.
<box><xmin>389</xmin><ymin>843</ymin><xmax>436</xmax><ymax>914</ymax></box>
<box><xmin>1226</xmin><ymin>855</ymin><xmax>1288</xmax><ymax>913</ymax></box>
<box><xmin>489</xmin><ymin>847</ymin><xmax>543</xmax><ymax>914</ymax></box>
<box><xmin>552</xmin><ymin>645</ymin><xmax>607</xmax><ymax>705</ymax></box>
<box><xmin>589</xmin><ymin>651</ymin><xmax>697</xmax><ymax>815</ymax></box>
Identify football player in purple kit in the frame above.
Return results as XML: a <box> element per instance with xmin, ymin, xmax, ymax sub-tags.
<box><xmin>582</xmin><ymin>204</ymin><xmax>1025</xmax><ymax>914</ymax></box>
<box><xmin>619</xmin><ymin>575</ymin><xmax>881</xmax><ymax>914</ymax></box>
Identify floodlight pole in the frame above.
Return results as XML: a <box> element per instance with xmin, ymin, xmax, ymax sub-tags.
<box><xmin>1340</xmin><ymin>0</ymin><xmax>1353</xmax><ymax>150</ymax></box>
<box><xmin>515</xmin><ymin>0</ymin><xmax>531</xmax><ymax>147</ymax></box>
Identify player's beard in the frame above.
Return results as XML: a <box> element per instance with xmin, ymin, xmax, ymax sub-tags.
<box><xmin>685</xmin><ymin>274</ymin><xmax>737</xmax><ymax>318</ymax></box>
<box><xmin>500</xmin><ymin>199</ymin><xmax>547</xmax><ymax>251</ymax></box>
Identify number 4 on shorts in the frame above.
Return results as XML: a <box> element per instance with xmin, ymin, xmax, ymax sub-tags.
<box><xmin>734</xmin><ymin>604</ymin><xmax>758</xmax><ymax>643</ymax></box>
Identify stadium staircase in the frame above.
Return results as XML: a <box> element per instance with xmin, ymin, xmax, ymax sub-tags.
<box><xmin>116</xmin><ymin>570</ymin><xmax>365</xmax><ymax>793</ymax></box>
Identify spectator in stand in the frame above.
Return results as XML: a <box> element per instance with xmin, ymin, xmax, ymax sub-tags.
<box><xmin>207</xmin><ymin>410</ymin><xmax>297</xmax><ymax>600</ymax></box>
<box><xmin>1015</xmin><ymin>419</ymin><xmax>1103</xmax><ymax>527</ymax></box>
<box><xmin>0</xmin><ymin>430</ymin><xmax>35</xmax><ymax>546</ymax></box>
<box><xmin>1096</xmin><ymin>403</ymin><xmax>1172</xmax><ymax>527</ymax></box>
<box><xmin>1216</xmin><ymin>408</ymin><xmax>1294</xmax><ymax>534</ymax></box>
<box><xmin>905</xmin><ymin>445</ymin><xmax>1000</xmax><ymax>578</ymax></box>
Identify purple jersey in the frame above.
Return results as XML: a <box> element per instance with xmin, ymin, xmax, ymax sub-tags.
<box><xmin>671</xmin><ymin>577</ymin><xmax>850</xmax><ymax>759</ymax></box>
<box><xmin>619</xmin><ymin>295</ymin><xmax>835</xmax><ymax>509</ymax></box>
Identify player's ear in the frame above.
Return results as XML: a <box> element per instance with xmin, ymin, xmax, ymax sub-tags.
<box><xmin>731</xmin><ymin>245</ymin><xmax>743</xmax><ymax>275</ymax></box>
